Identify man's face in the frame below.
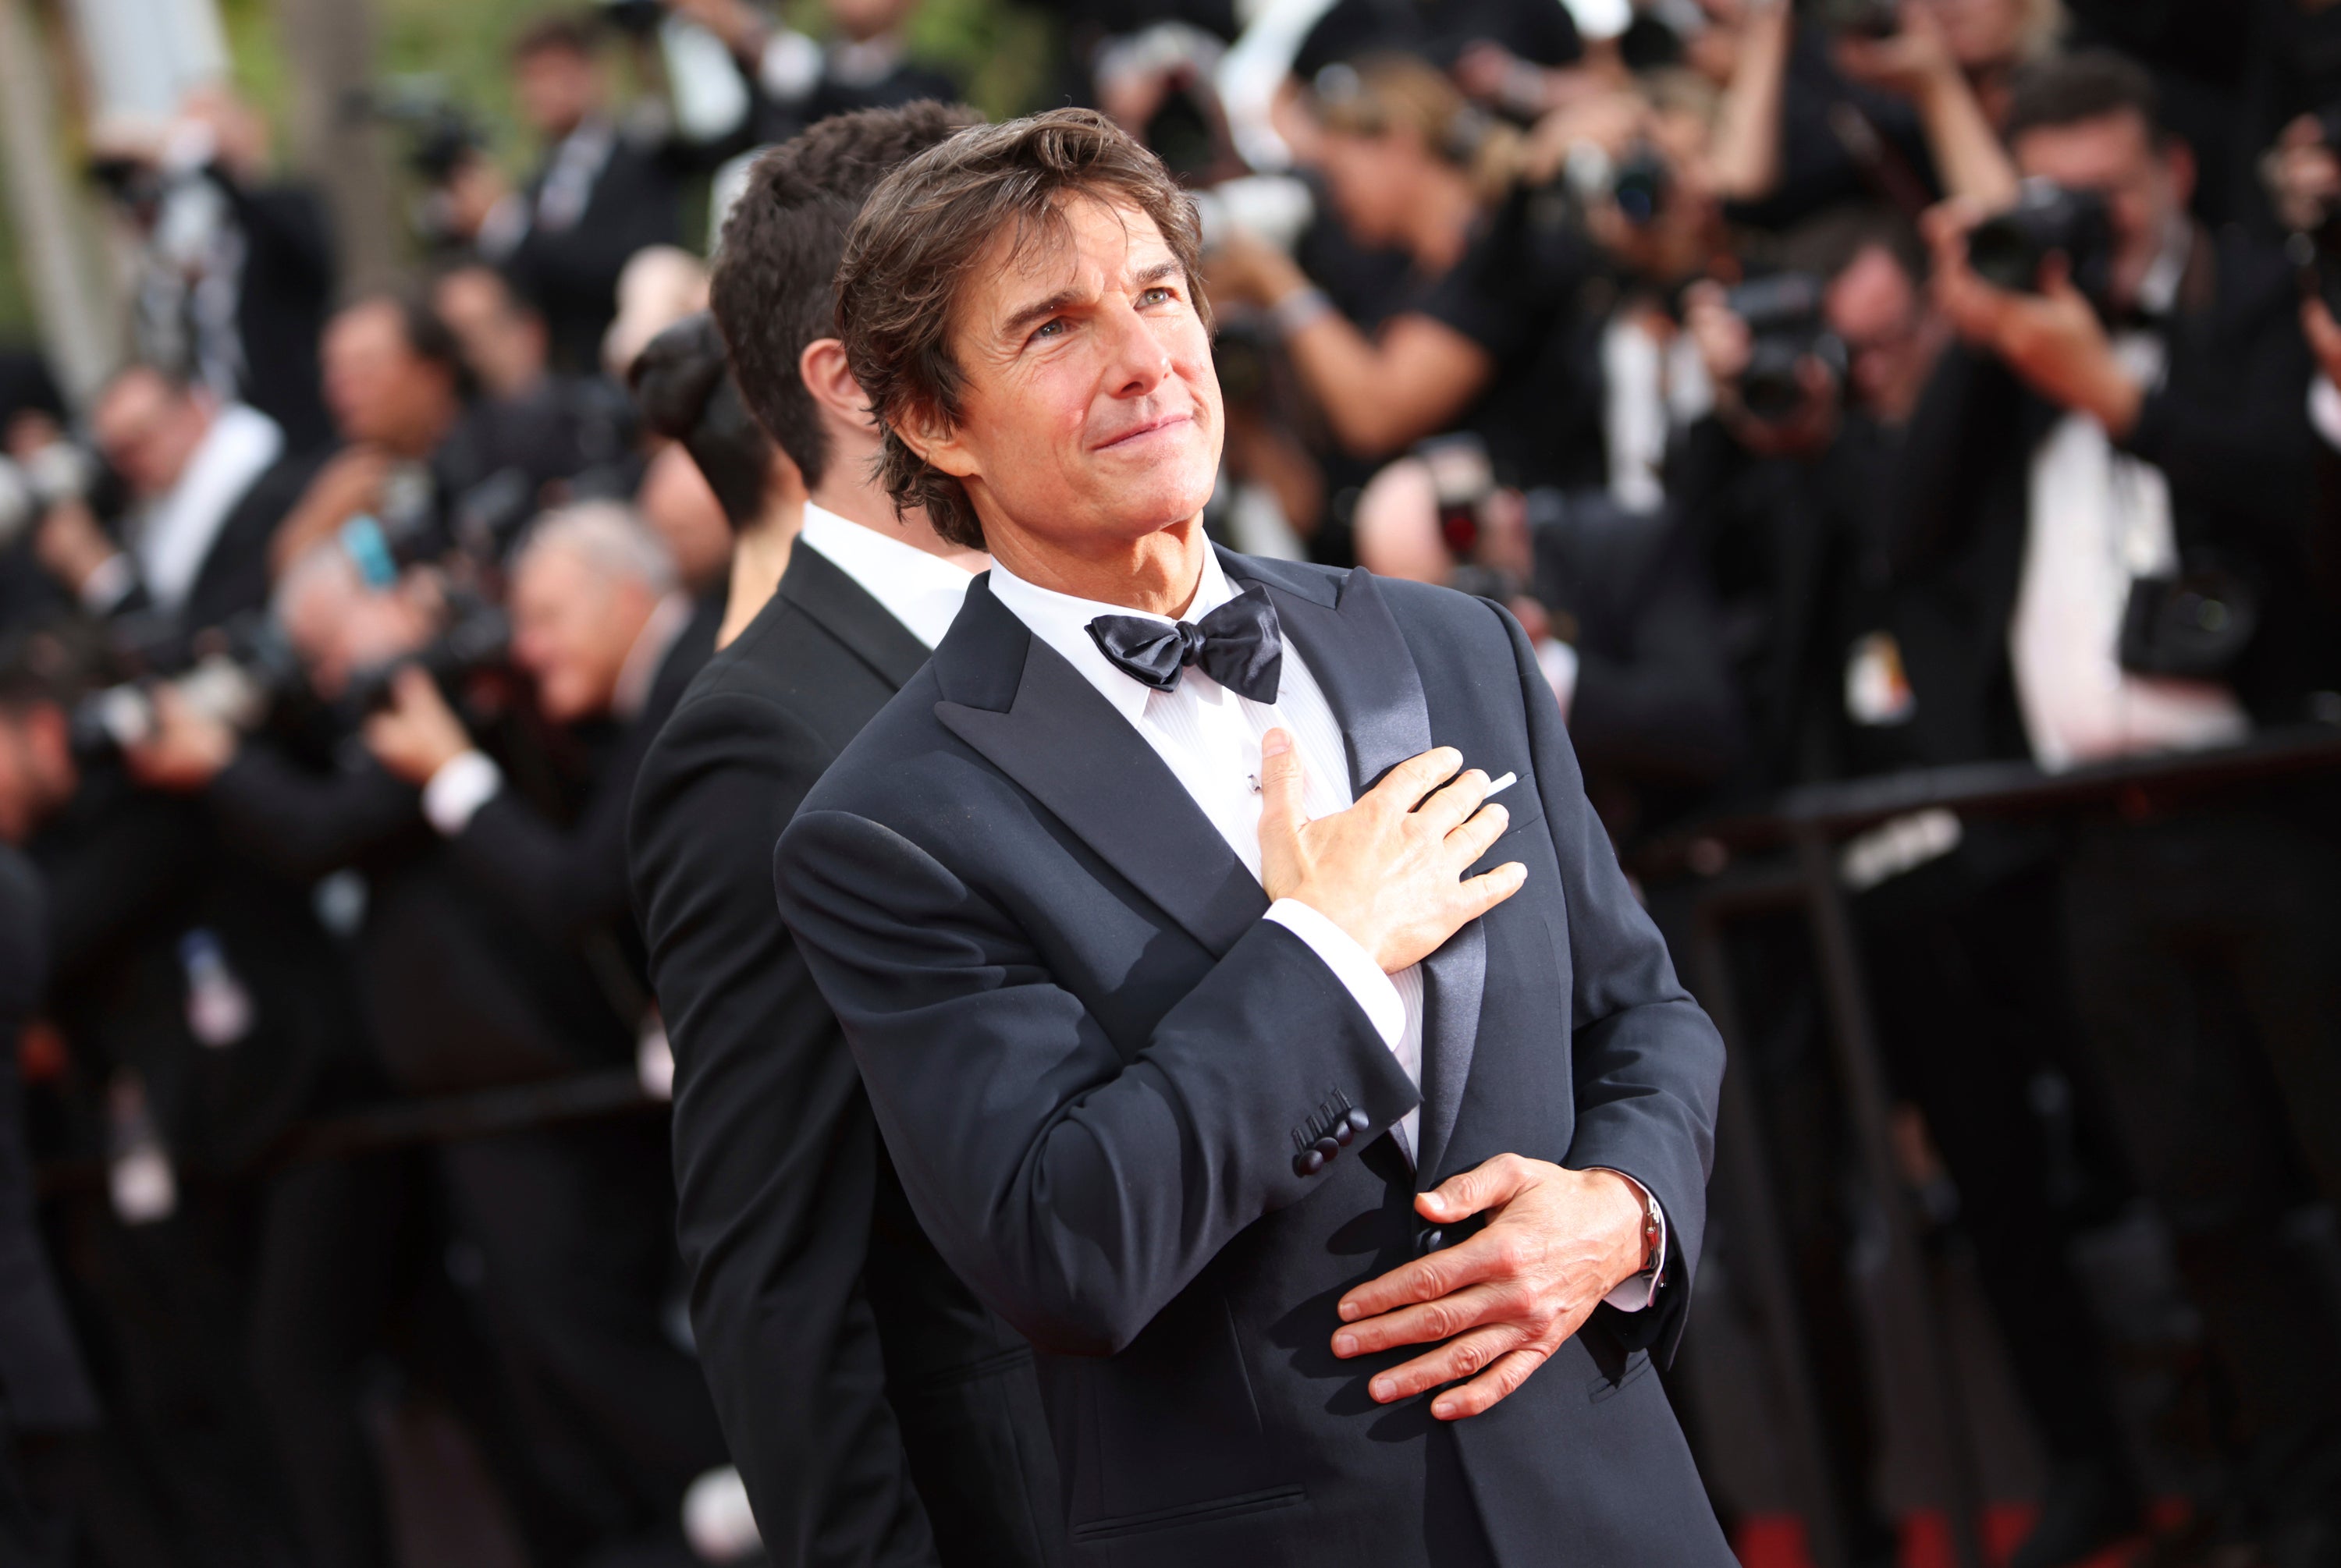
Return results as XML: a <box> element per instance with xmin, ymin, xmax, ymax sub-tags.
<box><xmin>1828</xmin><ymin>245</ymin><xmax>1933</xmax><ymax>419</ymax></box>
<box><xmin>826</xmin><ymin>0</ymin><xmax>917</xmax><ymax>44</ymax></box>
<box><xmin>94</xmin><ymin>372</ymin><xmax>211</xmax><ymax>500</ymax></box>
<box><xmin>322</xmin><ymin>302</ymin><xmax>451</xmax><ymax>454</ymax></box>
<box><xmin>514</xmin><ymin>45</ymin><xmax>601</xmax><ymax>140</ymax></box>
<box><xmin>1313</xmin><ymin>129</ymin><xmax>1421</xmax><ymax>249</ymax></box>
<box><xmin>0</xmin><ymin>708</ymin><xmax>75</xmax><ymax>846</ymax></box>
<box><xmin>919</xmin><ymin>197</ymin><xmax>1221</xmax><ymax>559</ymax></box>
<box><xmin>510</xmin><ymin>545</ymin><xmax>654</xmax><ymax>724</ymax></box>
<box><xmin>2014</xmin><ymin>112</ymin><xmax>2189</xmax><ymax>309</ymax></box>
<box><xmin>434</xmin><ymin>268</ymin><xmax>545</xmax><ymax>399</ymax></box>
<box><xmin>282</xmin><ymin>566</ymin><xmax>435</xmax><ymax>700</ymax></box>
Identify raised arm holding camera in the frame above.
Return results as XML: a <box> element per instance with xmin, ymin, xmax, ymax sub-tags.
<box><xmin>1893</xmin><ymin>55</ymin><xmax>2341</xmax><ymax>1560</ymax></box>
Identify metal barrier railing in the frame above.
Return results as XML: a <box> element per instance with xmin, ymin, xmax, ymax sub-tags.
<box><xmin>1629</xmin><ymin>725</ymin><xmax>2341</xmax><ymax>1568</ymax></box>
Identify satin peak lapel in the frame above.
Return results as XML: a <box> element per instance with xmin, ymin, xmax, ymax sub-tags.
<box><xmin>936</xmin><ymin>632</ymin><xmax>1266</xmax><ymax>960</ymax></box>
<box><xmin>1240</xmin><ymin>562</ymin><xmax>1489</xmax><ymax>1185</ymax></box>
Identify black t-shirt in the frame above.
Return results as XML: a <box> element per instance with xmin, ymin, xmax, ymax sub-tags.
<box><xmin>1409</xmin><ymin>187</ymin><xmax>1606</xmax><ymax>491</ymax></box>
<box><xmin>1721</xmin><ymin>26</ymin><xmax>1936</xmax><ymax>232</ymax></box>
<box><xmin>1294</xmin><ymin>0</ymin><xmax>1579</xmax><ymax>81</ymax></box>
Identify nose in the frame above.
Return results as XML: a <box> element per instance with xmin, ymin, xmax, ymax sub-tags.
<box><xmin>1101</xmin><ymin>299</ymin><xmax>1171</xmax><ymax>400</ymax></box>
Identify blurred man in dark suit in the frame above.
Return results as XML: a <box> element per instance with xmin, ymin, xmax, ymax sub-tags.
<box><xmin>478</xmin><ymin>15</ymin><xmax>689</xmax><ymax>374</ymax></box>
<box><xmin>0</xmin><ymin>842</ymin><xmax>98</xmax><ymax>1566</ymax></box>
<box><xmin>27</xmin><ymin>365</ymin><xmax>317</xmax><ymax>654</ymax></box>
<box><xmin>631</xmin><ymin>103</ymin><xmax>1070</xmax><ymax>1567</ymax></box>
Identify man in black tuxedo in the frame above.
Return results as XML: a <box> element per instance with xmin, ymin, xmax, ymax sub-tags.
<box><xmin>631</xmin><ymin>104</ymin><xmax>1069</xmax><ymax>1566</ymax></box>
<box><xmin>481</xmin><ymin>16</ymin><xmax>690</xmax><ymax>375</ymax></box>
<box><xmin>29</xmin><ymin>366</ymin><xmax>317</xmax><ymax>657</ymax></box>
<box><xmin>773</xmin><ymin>109</ymin><xmax>1729</xmax><ymax>1565</ymax></box>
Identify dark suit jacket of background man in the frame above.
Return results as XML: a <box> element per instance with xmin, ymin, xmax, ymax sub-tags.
<box><xmin>1890</xmin><ymin>224</ymin><xmax>2340</xmax><ymax>772</ymax></box>
<box><xmin>630</xmin><ymin>544</ymin><xmax>1066</xmax><ymax>1568</ymax></box>
<box><xmin>774</xmin><ymin>549</ymin><xmax>1732</xmax><ymax>1567</ymax></box>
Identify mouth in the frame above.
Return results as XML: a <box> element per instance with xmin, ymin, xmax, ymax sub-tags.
<box><xmin>1094</xmin><ymin>413</ymin><xmax>1192</xmax><ymax>452</ymax></box>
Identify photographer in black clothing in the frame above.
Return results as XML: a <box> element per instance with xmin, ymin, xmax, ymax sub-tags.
<box><xmin>0</xmin><ymin>620</ymin><xmax>387</xmax><ymax>1568</ymax></box>
<box><xmin>1900</xmin><ymin>51</ymin><xmax>2341</xmax><ymax>1564</ymax></box>
<box><xmin>130</xmin><ymin>520</ymin><xmax>726</xmax><ymax>1561</ymax></box>
<box><xmin>1681</xmin><ymin>213</ymin><xmax>2148</xmax><ymax>1568</ymax></box>
<box><xmin>0</xmin><ymin>843</ymin><xmax>96</xmax><ymax>1567</ymax></box>
<box><xmin>27</xmin><ymin>365</ymin><xmax>318</xmax><ymax>658</ymax></box>
<box><xmin>1206</xmin><ymin>55</ymin><xmax>1607</xmax><ymax>491</ymax></box>
<box><xmin>467</xmin><ymin>16</ymin><xmax>691</xmax><ymax>374</ymax></box>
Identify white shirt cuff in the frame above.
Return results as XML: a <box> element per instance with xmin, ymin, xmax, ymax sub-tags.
<box><xmin>79</xmin><ymin>553</ymin><xmax>135</xmax><ymax>615</ymax></box>
<box><xmin>1264</xmin><ymin>898</ymin><xmax>1405</xmax><ymax>1048</ymax></box>
<box><xmin>1537</xmin><ymin>637</ymin><xmax>1579</xmax><ymax>722</ymax></box>
<box><xmin>2311</xmin><ymin>378</ymin><xmax>2341</xmax><ymax>452</ymax></box>
<box><xmin>421</xmin><ymin>750</ymin><xmax>502</xmax><ymax>837</ymax></box>
<box><xmin>1586</xmin><ymin>1167</ymin><xmax>1666</xmax><ymax>1312</ymax></box>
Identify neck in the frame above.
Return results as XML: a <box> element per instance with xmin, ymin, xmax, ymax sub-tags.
<box><xmin>1408</xmin><ymin>169</ymin><xmax>1480</xmax><ymax>275</ymax></box>
<box><xmin>716</xmin><ymin>497</ymin><xmax>805</xmax><ymax>649</ymax></box>
<box><xmin>987</xmin><ymin>512</ymin><xmax>1206</xmax><ymax>617</ymax></box>
<box><xmin>810</xmin><ymin>466</ymin><xmax>986</xmax><ymax>572</ymax></box>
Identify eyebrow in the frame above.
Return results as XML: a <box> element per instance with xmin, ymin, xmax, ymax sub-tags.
<box><xmin>997</xmin><ymin>257</ymin><xmax>1188</xmax><ymax>343</ymax></box>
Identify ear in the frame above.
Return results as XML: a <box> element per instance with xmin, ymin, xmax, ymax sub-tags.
<box><xmin>899</xmin><ymin>397</ymin><xmax>981</xmax><ymax>482</ymax></box>
<box><xmin>2165</xmin><ymin>137</ymin><xmax>2197</xmax><ymax>212</ymax></box>
<box><xmin>798</xmin><ymin>338</ymin><xmax>878</xmax><ymax>435</ymax></box>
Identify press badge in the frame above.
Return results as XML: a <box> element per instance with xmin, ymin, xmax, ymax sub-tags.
<box><xmin>1845</xmin><ymin>632</ymin><xmax>1916</xmax><ymax>727</ymax></box>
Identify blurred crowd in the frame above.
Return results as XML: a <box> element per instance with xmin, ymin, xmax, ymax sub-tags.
<box><xmin>5</xmin><ymin>0</ymin><xmax>2341</xmax><ymax>1565</ymax></box>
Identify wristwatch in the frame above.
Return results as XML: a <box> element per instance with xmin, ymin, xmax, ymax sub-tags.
<box><xmin>1632</xmin><ymin>1182</ymin><xmax>1664</xmax><ymax>1279</ymax></box>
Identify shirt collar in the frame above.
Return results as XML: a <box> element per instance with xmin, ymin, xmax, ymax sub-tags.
<box><xmin>2135</xmin><ymin>217</ymin><xmax>2191</xmax><ymax>321</ymax></box>
<box><xmin>613</xmin><ymin>591</ymin><xmax>692</xmax><ymax>722</ymax></box>
<box><xmin>795</xmin><ymin>501</ymin><xmax>977</xmax><ymax>650</ymax></box>
<box><xmin>986</xmin><ymin>543</ymin><xmax>1235</xmax><ymax>723</ymax></box>
<box><xmin>134</xmin><ymin>403</ymin><xmax>282</xmax><ymax>611</ymax></box>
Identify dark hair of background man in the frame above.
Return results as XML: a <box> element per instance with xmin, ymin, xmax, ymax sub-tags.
<box><xmin>707</xmin><ymin>101</ymin><xmax>981</xmax><ymax>494</ymax></box>
<box><xmin>2004</xmin><ymin>48</ymin><xmax>2165</xmax><ymax>145</ymax></box>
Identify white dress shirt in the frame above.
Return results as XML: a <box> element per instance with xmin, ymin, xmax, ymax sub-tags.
<box><xmin>87</xmin><ymin>403</ymin><xmax>282</xmax><ymax>617</ymax></box>
<box><xmin>988</xmin><ymin>547</ymin><xmax>1661</xmax><ymax>1308</ymax></box>
<box><xmin>2009</xmin><ymin>230</ymin><xmax>2250</xmax><ymax>772</ymax></box>
<box><xmin>795</xmin><ymin>502</ymin><xmax>976</xmax><ymax>651</ymax></box>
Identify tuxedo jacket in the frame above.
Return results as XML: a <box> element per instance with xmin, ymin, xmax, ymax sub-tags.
<box><xmin>630</xmin><ymin>545</ymin><xmax>1066</xmax><ymax>1568</ymax></box>
<box><xmin>1891</xmin><ymin>227</ymin><xmax>2339</xmax><ymax>775</ymax></box>
<box><xmin>774</xmin><ymin>550</ymin><xmax>1732</xmax><ymax>1567</ymax></box>
<box><xmin>108</xmin><ymin>449</ymin><xmax>321</xmax><ymax>662</ymax></box>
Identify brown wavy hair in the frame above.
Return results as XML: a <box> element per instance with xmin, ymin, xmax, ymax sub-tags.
<box><xmin>833</xmin><ymin>108</ymin><xmax>1210</xmax><ymax>549</ymax></box>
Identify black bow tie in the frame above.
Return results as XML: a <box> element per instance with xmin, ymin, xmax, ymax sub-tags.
<box><xmin>1085</xmin><ymin>584</ymin><xmax>1284</xmax><ymax>704</ymax></box>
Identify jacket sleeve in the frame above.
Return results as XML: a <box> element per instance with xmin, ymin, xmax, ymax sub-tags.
<box><xmin>632</xmin><ymin>691</ymin><xmax>940</xmax><ymax>1566</ymax></box>
<box><xmin>204</xmin><ymin>744</ymin><xmax>417</xmax><ymax>883</ymax></box>
<box><xmin>774</xmin><ymin>802</ymin><xmax>1423</xmax><ymax>1359</ymax></box>
<box><xmin>446</xmin><ymin>718</ymin><xmax>655</xmax><ymax>945</ymax></box>
<box><xmin>1498</xmin><ymin>600</ymin><xmax>1725</xmax><ymax>1361</ymax></box>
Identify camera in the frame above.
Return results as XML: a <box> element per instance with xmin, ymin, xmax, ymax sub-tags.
<box><xmin>1967</xmin><ymin>179</ymin><xmax>2114</xmax><ymax>304</ymax></box>
<box><xmin>0</xmin><ymin>439</ymin><xmax>100</xmax><ymax>548</ymax></box>
<box><xmin>1723</xmin><ymin>271</ymin><xmax>1846</xmax><ymax>424</ymax></box>
<box><xmin>1561</xmin><ymin>141</ymin><xmax>1670</xmax><ymax>229</ymax></box>
<box><xmin>69</xmin><ymin>614</ymin><xmax>306</xmax><ymax>758</ymax></box>
<box><xmin>340</xmin><ymin>591</ymin><xmax>512</xmax><ymax>716</ymax></box>
<box><xmin>362</xmin><ymin>78</ymin><xmax>488</xmax><ymax>186</ymax></box>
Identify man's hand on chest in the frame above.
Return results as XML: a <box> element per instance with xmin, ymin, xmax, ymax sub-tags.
<box><xmin>1257</xmin><ymin>733</ymin><xmax>1525</xmax><ymax>974</ymax></box>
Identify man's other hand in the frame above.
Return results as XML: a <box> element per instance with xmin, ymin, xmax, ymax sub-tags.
<box><xmin>1258</xmin><ymin>733</ymin><xmax>1525</xmax><ymax>974</ymax></box>
<box><xmin>123</xmin><ymin>687</ymin><xmax>236</xmax><ymax>793</ymax></box>
<box><xmin>1331</xmin><ymin>1157</ymin><xmax>1647</xmax><ymax>1419</ymax></box>
<box><xmin>364</xmin><ymin>667</ymin><xmax>471</xmax><ymax>785</ymax></box>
